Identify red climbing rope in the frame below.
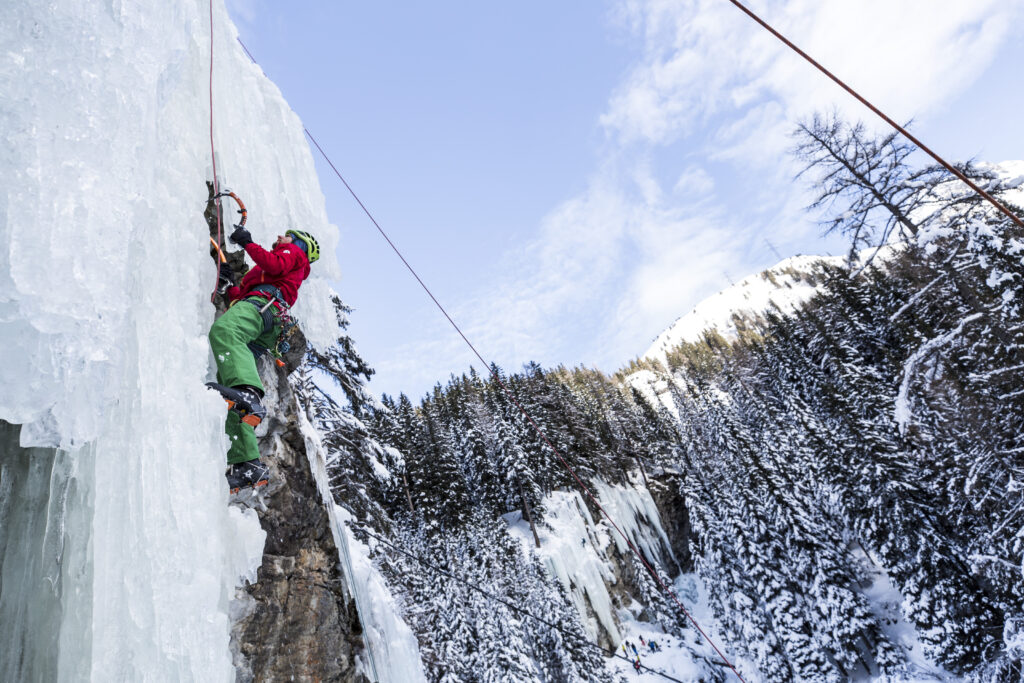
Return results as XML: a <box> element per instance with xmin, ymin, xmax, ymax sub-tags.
<box><xmin>208</xmin><ymin>0</ymin><xmax>223</xmax><ymax>300</ymax></box>
<box><xmin>724</xmin><ymin>0</ymin><xmax>1024</xmax><ymax>230</ymax></box>
<box><xmin>240</xmin><ymin>37</ymin><xmax>746</xmax><ymax>683</ymax></box>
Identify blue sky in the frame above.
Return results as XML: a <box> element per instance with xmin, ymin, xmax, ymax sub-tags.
<box><xmin>226</xmin><ymin>0</ymin><xmax>1024</xmax><ymax>401</ymax></box>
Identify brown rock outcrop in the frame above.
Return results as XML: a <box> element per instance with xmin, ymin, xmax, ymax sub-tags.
<box><xmin>229</xmin><ymin>360</ymin><xmax>370</xmax><ymax>683</ymax></box>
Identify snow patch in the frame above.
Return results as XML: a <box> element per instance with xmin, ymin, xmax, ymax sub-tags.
<box><xmin>608</xmin><ymin>572</ymin><xmax>764</xmax><ymax>683</ymax></box>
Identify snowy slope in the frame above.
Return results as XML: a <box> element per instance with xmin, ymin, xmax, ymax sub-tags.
<box><xmin>642</xmin><ymin>253</ymin><xmax>843</xmax><ymax>367</ymax></box>
<box><xmin>0</xmin><ymin>1</ymin><xmax>343</xmax><ymax>679</ymax></box>
<box><xmin>643</xmin><ymin>159</ymin><xmax>1024</xmax><ymax>370</ymax></box>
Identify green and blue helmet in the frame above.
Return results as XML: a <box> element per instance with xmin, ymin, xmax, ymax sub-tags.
<box><xmin>286</xmin><ymin>229</ymin><xmax>320</xmax><ymax>263</ymax></box>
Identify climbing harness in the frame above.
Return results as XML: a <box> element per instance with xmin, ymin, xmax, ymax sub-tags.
<box><xmin>248</xmin><ymin>284</ymin><xmax>300</xmax><ymax>359</ymax></box>
<box><xmin>236</xmin><ymin>284</ymin><xmax>300</xmax><ymax>367</ymax></box>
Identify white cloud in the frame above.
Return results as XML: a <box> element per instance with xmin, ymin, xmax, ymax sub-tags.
<box><xmin>604</xmin><ymin>0</ymin><xmax>1023</xmax><ymax>149</ymax></box>
<box><xmin>672</xmin><ymin>165</ymin><xmax>714</xmax><ymax>197</ymax></box>
<box><xmin>436</xmin><ymin>159</ymin><xmax>745</xmax><ymax>373</ymax></box>
<box><xmin>380</xmin><ymin>0</ymin><xmax>1024</xmax><ymax>389</ymax></box>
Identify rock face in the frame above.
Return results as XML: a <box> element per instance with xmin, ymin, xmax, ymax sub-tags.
<box><xmin>206</xmin><ymin>192</ymin><xmax>367</xmax><ymax>681</ymax></box>
<box><xmin>646</xmin><ymin>472</ymin><xmax>692</xmax><ymax>575</ymax></box>
<box><xmin>229</xmin><ymin>360</ymin><xmax>369</xmax><ymax>683</ymax></box>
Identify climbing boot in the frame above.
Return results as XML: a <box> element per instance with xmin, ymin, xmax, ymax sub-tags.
<box><xmin>227</xmin><ymin>459</ymin><xmax>270</xmax><ymax>494</ymax></box>
<box><xmin>206</xmin><ymin>382</ymin><xmax>267</xmax><ymax>426</ymax></box>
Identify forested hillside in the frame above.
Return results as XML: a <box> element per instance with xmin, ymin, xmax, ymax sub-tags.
<box><xmin>299</xmin><ymin>115</ymin><xmax>1024</xmax><ymax>682</ymax></box>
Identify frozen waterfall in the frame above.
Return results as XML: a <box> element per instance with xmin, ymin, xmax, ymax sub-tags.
<box><xmin>1</xmin><ymin>0</ymin><xmax>340</xmax><ymax>679</ymax></box>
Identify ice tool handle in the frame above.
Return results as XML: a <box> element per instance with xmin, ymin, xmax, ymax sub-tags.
<box><xmin>213</xmin><ymin>189</ymin><xmax>247</xmax><ymax>229</ymax></box>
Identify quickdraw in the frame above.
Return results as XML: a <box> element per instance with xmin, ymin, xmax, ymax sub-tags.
<box><xmin>263</xmin><ymin>302</ymin><xmax>299</xmax><ymax>368</ymax></box>
<box><xmin>274</xmin><ymin>311</ymin><xmax>299</xmax><ymax>358</ymax></box>
<box><xmin>248</xmin><ymin>294</ymin><xmax>300</xmax><ymax>368</ymax></box>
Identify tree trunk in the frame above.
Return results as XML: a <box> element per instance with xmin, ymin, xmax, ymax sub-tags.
<box><xmin>636</xmin><ymin>454</ymin><xmax>649</xmax><ymax>488</ymax></box>
<box><xmin>402</xmin><ymin>472</ymin><xmax>415</xmax><ymax>515</ymax></box>
<box><xmin>517</xmin><ymin>476</ymin><xmax>541</xmax><ymax>548</ymax></box>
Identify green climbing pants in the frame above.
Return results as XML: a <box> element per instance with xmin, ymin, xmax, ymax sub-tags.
<box><xmin>209</xmin><ymin>299</ymin><xmax>280</xmax><ymax>464</ymax></box>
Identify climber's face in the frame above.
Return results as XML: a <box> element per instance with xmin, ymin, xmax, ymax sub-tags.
<box><xmin>273</xmin><ymin>234</ymin><xmax>293</xmax><ymax>249</ymax></box>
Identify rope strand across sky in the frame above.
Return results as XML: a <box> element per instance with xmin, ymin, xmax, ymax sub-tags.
<box><xmin>225</xmin><ymin>0</ymin><xmax>1024</xmax><ymax>401</ymax></box>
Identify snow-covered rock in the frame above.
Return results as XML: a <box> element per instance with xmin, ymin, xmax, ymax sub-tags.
<box><xmin>642</xmin><ymin>253</ymin><xmax>844</xmax><ymax>368</ymax></box>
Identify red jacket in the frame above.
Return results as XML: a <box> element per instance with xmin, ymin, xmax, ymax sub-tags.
<box><xmin>226</xmin><ymin>241</ymin><xmax>310</xmax><ymax>307</ymax></box>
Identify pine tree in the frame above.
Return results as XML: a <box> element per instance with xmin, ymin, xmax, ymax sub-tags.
<box><xmin>415</xmin><ymin>400</ymin><xmax>474</xmax><ymax>532</ymax></box>
<box><xmin>627</xmin><ymin>550</ymin><xmax>686</xmax><ymax>638</ymax></box>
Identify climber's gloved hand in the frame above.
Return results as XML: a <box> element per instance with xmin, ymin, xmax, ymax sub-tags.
<box><xmin>229</xmin><ymin>225</ymin><xmax>253</xmax><ymax>247</ymax></box>
<box><xmin>217</xmin><ymin>262</ymin><xmax>235</xmax><ymax>292</ymax></box>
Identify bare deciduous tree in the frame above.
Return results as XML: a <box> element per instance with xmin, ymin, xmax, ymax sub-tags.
<box><xmin>792</xmin><ymin>111</ymin><xmax>944</xmax><ymax>270</ymax></box>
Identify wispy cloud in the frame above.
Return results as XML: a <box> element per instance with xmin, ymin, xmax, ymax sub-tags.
<box><xmin>604</xmin><ymin>0</ymin><xmax>1021</xmax><ymax>147</ymax></box>
<box><xmin>450</xmin><ymin>0</ymin><xmax>1023</xmax><ymax>375</ymax></box>
<box><xmin>365</xmin><ymin>0</ymin><xmax>1022</xmax><ymax>394</ymax></box>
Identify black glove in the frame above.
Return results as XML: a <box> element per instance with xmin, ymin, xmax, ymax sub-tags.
<box><xmin>229</xmin><ymin>225</ymin><xmax>252</xmax><ymax>247</ymax></box>
<box><xmin>217</xmin><ymin>262</ymin><xmax>236</xmax><ymax>292</ymax></box>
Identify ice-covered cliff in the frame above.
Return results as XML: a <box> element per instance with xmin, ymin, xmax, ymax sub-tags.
<box><xmin>0</xmin><ymin>1</ymin><xmax>350</xmax><ymax>679</ymax></box>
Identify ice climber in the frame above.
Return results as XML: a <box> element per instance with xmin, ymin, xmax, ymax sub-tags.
<box><xmin>208</xmin><ymin>224</ymin><xmax>319</xmax><ymax>493</ymax></box>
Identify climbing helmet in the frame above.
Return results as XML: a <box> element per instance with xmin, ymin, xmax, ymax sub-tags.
<box><xmin>285</xmin><ymin>229</ymin><xmax>320</xmax><ymax>263</ymax></box>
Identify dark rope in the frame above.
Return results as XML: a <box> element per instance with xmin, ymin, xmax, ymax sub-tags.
<box><xmin>724</xmin><ymin>0</ymin><xmax>1023</xmax><ymax>230</ymax></box>
<box><xmin>238</xmin><ymin>36</ymin><xmax>744</xmax><ymax>681</ymax></box>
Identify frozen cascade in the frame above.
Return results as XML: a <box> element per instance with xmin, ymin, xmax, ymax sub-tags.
<box><xmin>511</xmin><ymin>489</ymin><xmax>622</xmax><ymax>644</ymax></box>
<box><xmin>296</xmin><ymin>401</ymin><xmax>427</xmax><ymax>683</ymax></box>
<box><xmin>1</xmin><ymin>1</ymin><xmax>340</xmax><ymax>679</ymax></box>
<box><xmin>506</xmin><ymin>477</ymin><xmax>677</xmax><ymax>647</ymax></box>
<box><xmin>593</xmin><ymin>478</ymin><xmax>678</xmax><ymax>569</ymax></box>
<box><xmin>335</xmin><ymin>506</ymin><xmax>429</xmax><ymax>683</ymax></box>
<box><xmin>0</xmin><ymin>421</ymin><xmax>92</xmax><ymax>682</ymax></box>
